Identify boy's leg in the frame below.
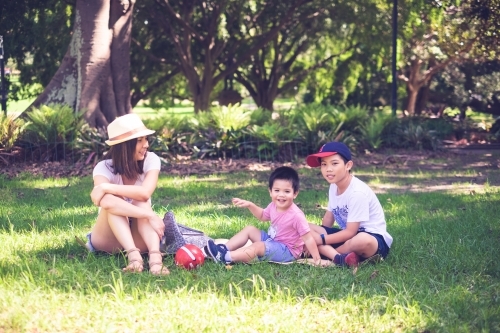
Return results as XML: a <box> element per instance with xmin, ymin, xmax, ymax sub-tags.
<box><xmin>335</xmin><ymin>232</ymin><xmax>379</xmax><ymax>259</ymax></box>
<box><xmin>225</xmin><ymin>226</ymin><xmax>262</xmax><ymax>251</ymax></box>
<box><xmin>228</xmin><ymin>241</ymin><xmax>266</xmax><ymax>263</ymax></box>
<box><xmin>308</xmin><ymin>223</ymin><xmax>327</xmax><ymax>234</ymax></box>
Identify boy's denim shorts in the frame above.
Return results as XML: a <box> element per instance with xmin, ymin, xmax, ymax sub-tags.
<box><xmin>258</xmin><ymin>230</ymin><xmax>295</xmax><ymax>263</ymax></box>
<box><xmin>322</xmin><ymin>226</ymin><xmax>390</xmax><ymax>259</ymax></box>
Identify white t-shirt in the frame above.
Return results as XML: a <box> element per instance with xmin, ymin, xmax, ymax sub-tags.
<box><xmin>327</xmin><ymin>176</ymin><xmax>393</xmax><ymax>247</ymax></box>
<box><xmin>92</xmin><ymin>152</ymin><xmax>161</xmax><ymax>203</ymax></box>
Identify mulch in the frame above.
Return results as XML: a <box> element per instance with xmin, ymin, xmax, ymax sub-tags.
<box><xmin>1</xmin><ymin>148</ymin><xmax>498</xmax><ymax>180</ymax></box>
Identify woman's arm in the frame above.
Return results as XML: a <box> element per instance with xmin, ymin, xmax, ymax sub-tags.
<box><xmin>91</xmin><ymin>170</ymin><xmax>160</xmax><ymax>205</ymax></box>
<box><xmin>97</xmin><ymin>193</ymin><xmax>164</xmax><ymax>238</ymax></box>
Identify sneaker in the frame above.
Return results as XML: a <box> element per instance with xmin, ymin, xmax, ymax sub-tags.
<box><xmin>206</xmin><ymin>240</ymin><xmax>228</xmax><ymax>264</ymax></box>
<box><xmin>334</xmin><ymin>252</ymin><xmax>360</xmax><ymax>267</ymax></box>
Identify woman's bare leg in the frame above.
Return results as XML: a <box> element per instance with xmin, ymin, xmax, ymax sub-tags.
<box><xmin>90</xmin><ymin>209</ymin><xmax>143</xmax><ymax>272</ymax></box>
<box><xmin>130</xmin><ymin>201</ymin><xmax>169</xmax><ymax>275</ymax></box>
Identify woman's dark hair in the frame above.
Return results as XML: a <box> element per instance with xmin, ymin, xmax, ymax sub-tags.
<box><xmin>268</xmin><ymin>166</ymin><xmax>300</xmax><ymax>193</ymax></box>
<box><xmin>104</xmin><ymin>138</ymin><xmax>145</xmax><ymax>180</ymax></box>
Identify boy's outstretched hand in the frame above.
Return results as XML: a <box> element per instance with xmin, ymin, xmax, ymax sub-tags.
<box><xmin>232</xmin><ymin>198</ymin><xmax>265</xmax><ymax>221</ymax></box>
<box><xmin>232</xmin><ymin>198</ymin><xmax>253</xmax><ymax>208</ymax></box>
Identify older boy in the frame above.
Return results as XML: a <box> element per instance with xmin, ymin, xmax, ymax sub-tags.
<box><xmin>305</xmin><ymin>142</ymin><xmax>392</xmax><ymax>267</ymax></box>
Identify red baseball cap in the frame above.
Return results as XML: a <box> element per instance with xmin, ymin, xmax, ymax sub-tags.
<box><xmin>306</xmin><ymin>142</ymin><xmax>352</xmax><ymax>167</ymax></box>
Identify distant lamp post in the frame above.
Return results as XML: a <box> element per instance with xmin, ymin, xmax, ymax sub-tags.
<box><xmin>391</xmin><ymin>0</ymin><xmax>398</xmax><ymax>116</ymax></box>
<box><xmin>0</xmin><ymin>35</ymin><xmax>6</xmax><ymax>116</ymax></box>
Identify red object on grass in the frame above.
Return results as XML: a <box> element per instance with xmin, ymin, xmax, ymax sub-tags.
<box><xmin>174</xmin><ymin>244</ymin><xmax>205</xmax><ymax>270</ymax></box>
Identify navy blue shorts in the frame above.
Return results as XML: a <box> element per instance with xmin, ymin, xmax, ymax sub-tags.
<box><xmin>322</xmin><ymin>226</ymin><xmax>390</xmax><ymax>259</ymax></box>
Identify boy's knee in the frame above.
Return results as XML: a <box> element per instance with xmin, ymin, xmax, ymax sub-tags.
<box><xmin>243</xmin><ymin>225</ymin><xmax>259</xmax><ymax>233</ymax></box>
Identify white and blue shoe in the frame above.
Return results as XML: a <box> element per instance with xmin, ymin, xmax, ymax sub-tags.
<box><xmin>207</xmin><ymin>240</ymin><xmax>229</xmax><ymax>264</ymax></box>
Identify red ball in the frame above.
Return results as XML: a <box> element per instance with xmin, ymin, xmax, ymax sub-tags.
<box><xmin>174</xmin><ymin>244</ymin><xmax>205</xmax><ymax>270</ymax></box>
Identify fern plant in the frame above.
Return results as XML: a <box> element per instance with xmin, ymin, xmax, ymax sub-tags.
<box><xmin>189</xmin><ymin>105</ymin><xmax>253</xmax><ymax>159</ymax></box>
<box><xmin>0</xmin><ymin>114</ymin><xmax>27</xmax><ymax>150</ymax></box>
<box><xmin>290</xmin><ymin>103</ymin><xmax>343</xmax><ymax>153</ymax></box>
<box><xmin>22</xmin><ymin>104</ymin><xmax>86</xmax><ymax>161</ymax></box>
<box><xmin>358</xmin><ymin>114</ymin><xmax>391</xmax><ymax>150</ymax></box>
<box><xmin>73</xmin><ymin>124</ymin><xmax>108</xmax><ymax>165</ymax></box>
<box><xmin>143</xmin><ymin>115</ymin><xmax>193</xmax><ymax>157</ymax></box>
<box><xmin>24</xmin><ymin>104</ymin><xmax>85</xmax><ymax>145</ymax></box>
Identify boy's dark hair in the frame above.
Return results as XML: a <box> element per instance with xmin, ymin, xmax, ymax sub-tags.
<box><xmin>268</xmin><ymin>166</ymin><xmax>300</xmax><ymax>193</ymax></box>
<box><xmin>104</xmin><ymin>138</ymin><xmax>145</xmax><ymax>180</ymax></box>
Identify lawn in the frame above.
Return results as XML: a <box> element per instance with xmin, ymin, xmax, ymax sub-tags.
<box><xmin>0</xmin><ymin>153</ymin><xmax>499</xmax><ymax>332</ymax></box>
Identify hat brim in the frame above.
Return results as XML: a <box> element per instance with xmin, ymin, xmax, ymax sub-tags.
<box><xmin>306</xmin><ymin>152</ymin><xmax>338</xmax><ymax>167</ymax></box>
<box><xmin>105</xmin><ymin>129</ymin><xmax>156</xmax><ymax>146</ymax></box>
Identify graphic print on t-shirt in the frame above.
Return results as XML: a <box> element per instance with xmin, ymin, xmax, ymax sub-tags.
<box><xmin>332</xmin><ymin>205</ymin><xmax>348</xmax><ymax>229</ymax></box>
<box><xmin>268</xmin><ymin>225</ymin><xmax>277</xmax><ymax>239</ymax></box>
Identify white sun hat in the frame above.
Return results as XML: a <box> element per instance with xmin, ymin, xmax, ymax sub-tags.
<box><xmin>105</xmin><ymin>113</ymin><xmax>155</xmax><ymax>146</ymax></box>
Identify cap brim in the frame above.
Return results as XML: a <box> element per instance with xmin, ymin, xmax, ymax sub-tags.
<box><xmin>106</xmin><ymin>129</ymin><xmax>155</xmax><ymax>146</ymax></box>
<box><xmin>306</xmin><ymin>152</ymin><xmax>338</xmax><ymax>167</ymax></box>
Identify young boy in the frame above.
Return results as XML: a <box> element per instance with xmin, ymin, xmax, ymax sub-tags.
<box><xmin>207</xmin><ymin>166</ymin><xmax>321</xmax><ymax>265</ymax></box>
<box><xmin>305</xmin><ymin>141</ymin><xmax>392</xmax><ymax>267</ymax></box>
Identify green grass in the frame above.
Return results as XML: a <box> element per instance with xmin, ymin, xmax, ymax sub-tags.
<box><xmin>0</xmin><ymin>164</ymin><xmax>499</xmax><ymax>332</ymax></box>
<box><xmin>4</xmin><ymin>97</ymin><xmax>297</xmax><ymax>119</ymax></box>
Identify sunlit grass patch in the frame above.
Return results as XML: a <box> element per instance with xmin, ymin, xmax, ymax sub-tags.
<box><xmin>0</xmin><ymin>162</ymin><xmax>499</xmax><ymax>332</ymax></box>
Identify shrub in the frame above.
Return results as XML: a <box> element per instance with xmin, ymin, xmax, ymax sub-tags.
<box><xmin>290</xmin><ymin>103</ymin><xmax>344</xmax><ymax>153</ymax></box>
<box><xmin>358</xmin><ymin>113</ymin><xmax>392</xmax><ymax>151</ymax></box>
<box><xmin>382</xmin><ymin>117</ymin><xmax>441</xmax><ymax>151</ymax></box>
<box><xmin>73</xmin><ymin>124</ymin><xmax>108</xmax><ymax>165</ymax></box>
<box><xmin>143</xmin><ymin>115</ymin><xmax>193</xmax><ymax>157</ymax></box>
<box><xmin>24</xmin><ymin>104</ymin><xmax>85</xmax><ymax>145</ymax></box>
<box><xmin>189</xmin><ymin>104</ymin><xmax>252</xmax><ymax>159</ymax></box>
<box><xmin>0</xmin><ymin>114</ymin><xmax>27</xmax><ymax>151</ymax></box>
<box><xmin>246</xmin><ymin>108</ymin><xmax>301</xmax><ymax>162</ymax></box>
<box><xmin>338</xmin><ymin>104</ymin><xmax>370</xmax><ymax>136</ymax></box>
<box><xmin>22</xmin><ymin>104</ymin><xmax>85</xmax><ymax>160</ymax></box>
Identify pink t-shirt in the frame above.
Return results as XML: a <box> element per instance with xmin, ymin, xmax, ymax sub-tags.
<box><xmin>261</xmin><ymin>202</ymin><xmax>311</xmax><ymax>258</ymax></box>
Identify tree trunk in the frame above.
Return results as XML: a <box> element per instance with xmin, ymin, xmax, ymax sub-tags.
<box><xmin>26</xmin><ymin>0</ymin><xmax>135</xmax><ymax>128</ymax></box>
<box><xmin>255</xmin><ymin>83</ymin><xmax>277</xmax><ymax>111</ymax></box>
<box><xmin>406</xmin><ymin>88</ymin><xmax>419</xmax><ymax>116</ymax></box>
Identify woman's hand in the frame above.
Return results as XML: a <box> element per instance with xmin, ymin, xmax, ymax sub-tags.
<box><xmin>148</xmin><ymin>214</ymin><xmax>165</xmax><ymax>239</ymax></box>
<box><xmin>90</xmin><ymin>184</ymin><xmax>108</xmax><ymax>206</ymax></box>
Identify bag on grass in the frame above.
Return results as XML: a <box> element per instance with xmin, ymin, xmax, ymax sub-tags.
<box><xmin>160</xmin><ymin>211</ymin><xmax>213</xmax><ymax>255</ymax></box>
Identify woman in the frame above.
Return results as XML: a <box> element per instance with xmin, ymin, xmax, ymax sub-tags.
<box><xmin>87</xmin><ymin>113</ymin><xmax>169</xmax><ymax>275</ymax></box>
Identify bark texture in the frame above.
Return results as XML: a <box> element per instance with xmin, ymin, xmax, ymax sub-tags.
<box><xmin>28</xmin><ymin>0</ymin><xmax>135</xmax><ymax>127</ymax></box>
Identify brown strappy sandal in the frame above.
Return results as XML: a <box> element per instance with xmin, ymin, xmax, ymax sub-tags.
<box><xmin>122</xmin><ymin>248</ymin><xmax>144</xmax><ymax>273</ymax></box>
<box><xmin>148</xmin><ymin>251</ymin><xmax>170</xmax><ymax>276</ymax></box>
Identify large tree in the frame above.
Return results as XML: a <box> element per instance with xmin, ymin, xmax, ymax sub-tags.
<box><xmin>0</xmin><ymin>0</ymin><xmax>73</xmax><ymax>100</ymax></box>
<box><xmin>397</xmin><ymin>0</ymin><xmax>500</xmax><ymax>116</ymax></box>
<box><xmin>148</xmin><ymin>0</ymin><xmax>312</xmax><ymax>113</ymax></box>
<box><xmin>28</xmin><ymin>0</ymin><xmax>136</xmax><ymax>127</ymax></box>
<box><xmin>233</xmin><ymin>0</ymin><xmax>356</xmax><ymax>110</ymax></box>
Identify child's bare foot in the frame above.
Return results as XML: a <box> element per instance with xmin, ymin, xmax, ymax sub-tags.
<box><xmin>123</xmin><ymin>248</ymin><xmax>144</xmax><ymax>273</ymax></box>
<box><xmin>148</xmin><ymin>251</ymin><xmax>170</xmax><ymax>275</ymax></box>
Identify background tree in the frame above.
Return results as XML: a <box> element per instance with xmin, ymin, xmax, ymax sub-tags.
<box><xmin>148</xmin><ymin>0</ymin><xmax>312</xmax><ymax>113</ymax></box>
<box><xmin>299</xmin><ymin>0</ymin><xmax>392</xmax><ymax>108</ymax></box>
<box><xmin>232</xmin><ymin>0</ymin><xmax>359</xmax><ymax>111</ymax></box>
<box><xmin>27</xmin><ymin>0</ymin><xmax>137</xmax><ymax>127</ymax></box>
<box><xmin>396</xmin><ymin>0</ymin><xmax>498</xmax><ymax>116</ymax></box>
<box><xmin>130</xmin><ymin>1</ymin><xmax>182</xmax><ymax>108</ymax></box>
<box><xmin>0</xmin><ymin>0</ymin><xmax>73</xmax><ymax>100</ymax></box>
